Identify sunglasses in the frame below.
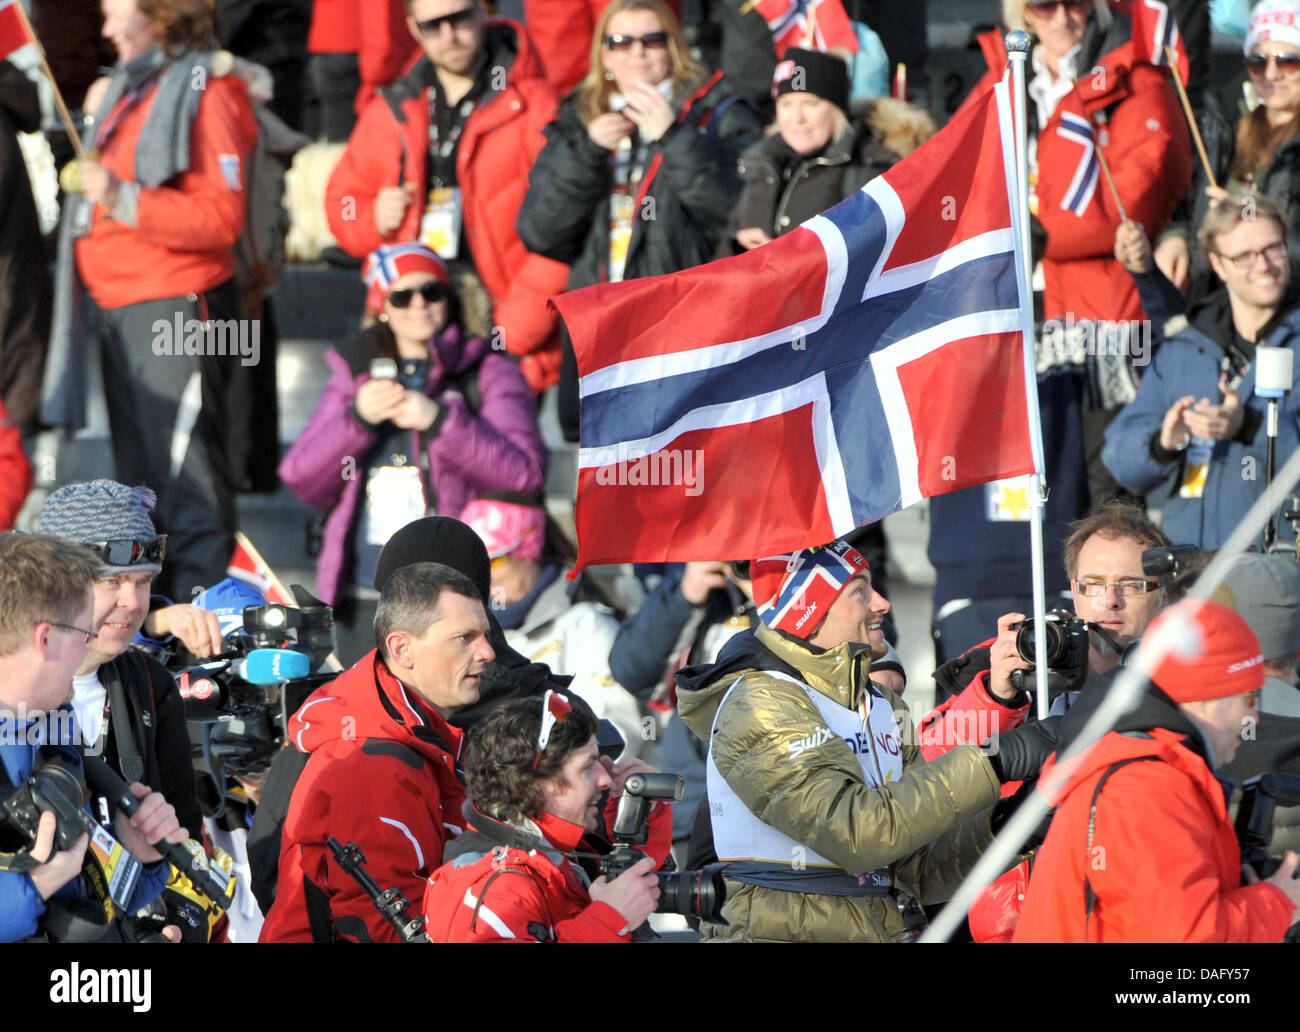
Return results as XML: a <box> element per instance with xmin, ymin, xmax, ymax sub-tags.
<box><xmin>415</xmin><ymin>7</ymin><xmax>477</xmax><ymax>36</ymax></box>
<box><xmin>1025</xmin><ymin>0</ymin><xmax>1090</xmax><ymax>14</ymax></box>
<box><xmin>387</xmin><ymin>282</ymin><xmax>449</xmax><ymax>307</ymax></box>
<box><xmin>533</xmin><ymin>689</ymin><xmax>574</xmax><ymax>766</ymax></box>
<box><xmin>82</xmin><ymin>536</ymin><xmax>168</xmax><ymax>567</ymax></box>
<box><xmin>1245</xmin><ymin>51</ymin><xmax>1300</xmax><ymax>76</ymax></box>
<box><xmin>603</xmin><ymin>31</ymin><xmax>669</xmax><ymax>52</ymax></box>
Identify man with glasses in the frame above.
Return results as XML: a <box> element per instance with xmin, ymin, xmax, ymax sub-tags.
<box><xmin>0</xmin><ymin>533</ymin><xmax>186</xmax><ymax>942</ymax></box>
<box><xmin>326</xmin><ymin>0</ymin><xmax>569</xmax><ymax>394</ymax></box>
<box><xmin>261</xmin><ymin>562</ymin><xmax>495</xmax><ymax>942</ymax></box>
<box><xmin>35</xmin><ymin>481</ymin><xmax>205</xmax><ymax>882</ymax></box>
<box><xmin>1105</xmin><ymin>194</ymin><xmax>1300</xmax><ymax>548</ymax></box>
<box><xmin>422</xmin><ymin>692</ymin><xmax>666</xmax><ymax>941</ymax></box>
<box><xmin>1016</xmin><ymin>599</ymin><xmax>1300</xmax><ymax>942</ymax></box>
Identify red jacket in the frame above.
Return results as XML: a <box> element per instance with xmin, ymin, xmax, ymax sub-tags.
<box><xmin>75</xmin><ymin>73</ymin><xmax>257</xmax><ymax>310</ymax></box>
<box><xmin>422</xmin><ymin>798</ymin><xmax>672</xmax><ymax>942</ymax></box>
<box><xmin>919</xmin><ymin>641</ymin><xmax>1030</xmax><ymax>783</ymax></box>
<box><xmin>325</xmin><ymin>21</ymin><xmax>569</xmax><ymax>394</ymax></box>
<box><xmin>1015</xmin><ymin>727</ymin><xmax>1295</xmax><ymax>942</ymax></box>
<box><xmin>259</xmin><ymin>652</ymin><xmax>467</xmax><ymax>943</ymax></box>
<box><xmin>308</xmin><ymin>0</ymin><xmax>419</xmax><ymax>115</ymax></box>
<box><xmin>0</xmin><ymin>399</ymin><xmax>31</xmax><ymax>530</ymax></box>
<box><xmin>964</xmin><ymin>26</ymin><xmax>1190</xmax><ymax>323</ymax></box>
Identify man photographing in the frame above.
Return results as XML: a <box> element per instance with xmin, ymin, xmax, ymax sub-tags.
<box><xmin>422</xmin><ymin>692</ymin><xmax>668</xmax><ymax>942</ymax></box>
<box><xmin>1016</xmin><ymin>600</ymin><xmax>1300</xmax><ymax>942</ymax></box>
<box><xmin>0</xmin><ymin>534</ymin><xmax>186</xmax><ymax>942</ymax></box>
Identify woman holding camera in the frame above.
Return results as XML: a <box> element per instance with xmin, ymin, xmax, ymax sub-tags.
<box><xmin>278</xmin><ymin>243</ymin><xmax>546</xmax><ymax>664</ymax></box>
<box><xmin>517</xmin><ymin>0</ymin><xmax>763</xmax><ymax>441</ymax></box>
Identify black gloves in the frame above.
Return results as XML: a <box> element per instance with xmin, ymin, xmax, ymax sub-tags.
<box><xmin>986</xmin><ymin>717</ymin><xmax>1062</xmax><ymax>784</ymax></box>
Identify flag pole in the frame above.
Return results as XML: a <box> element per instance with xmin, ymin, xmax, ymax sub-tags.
<box><xmin>1005</xmin><ymin>29</ymin><xmax>1051</xmax><ymax>720</ymax></box>
<box><xmin>12</xmin><ymin>0</ymin><xmax>85</xmax><ymax>158</ymax></box>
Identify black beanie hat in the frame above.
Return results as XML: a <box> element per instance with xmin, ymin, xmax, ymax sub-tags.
<box><xmin>374</xmin><ymin>517</ymin><xmax>492</xmax><ymax>602</ymax></box>
<box><xmin>772</xmin><ymin>48</ymin><xmax>850</xmax><ymax>114</ymax></box>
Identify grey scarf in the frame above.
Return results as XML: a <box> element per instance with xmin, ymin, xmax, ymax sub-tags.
<box><xmin>42</xmin><ymin>47</ymin><xmax>214</xmax><ymax>431</ymax></box>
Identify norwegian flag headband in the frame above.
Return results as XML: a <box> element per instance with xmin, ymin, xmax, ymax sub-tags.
<box><xmin>363</xmin><ymin>243</ymin><xmax>450</xmax><ymax>314</ymax></box>
<box><xmin>751</xmin><ymin>539</ymin><xmax>869</xmax><ymax>639</ymax></box>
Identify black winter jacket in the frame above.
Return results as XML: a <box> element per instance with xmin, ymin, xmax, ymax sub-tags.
<box><xmin>726</xmin><ymin>124</ymin><xmax>897</xmax><ymax>246</ymax></box>
<box><xmin>100</xmin><ymin>649</ymin><xmax>204</xmax><ymax>837</ymax></box>
<box><xmin>518</xmin><ymin>71</ymin><xmax>763</xmax><ymax>439</ymax></box>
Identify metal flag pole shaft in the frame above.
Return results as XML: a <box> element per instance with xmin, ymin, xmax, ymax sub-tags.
<box><xmin>1005</xmin><ymin>31</ymin><xmax>1052</xmax><ymax>720</ymax></box>
<box><xmin>1264</xmin><ymin>401</ymin><xmax>1279</xmax><ymax>549</ymax></box>
<box><xmin>1165</xmin><ymin>45</ymin><xmax>1217</xmax><ymax>191</ymax></box>
<box><xmin>13</xmin><ymin>0</ymin><xmax>85</xmax><ymax>157</ymax></box>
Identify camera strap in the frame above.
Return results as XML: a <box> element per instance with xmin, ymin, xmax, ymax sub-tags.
<box><xmin>101</xmin><ymin>654</ymin><xmax>150</xmax><ymax>786</ymax></box>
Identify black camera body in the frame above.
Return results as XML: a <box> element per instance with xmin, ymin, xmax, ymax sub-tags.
<box><xmin>600</xmin><ymin>772</ymin><xmax>727</xmax><ymax>925</ymax></box>
<box><xmin>0</xmin><ymin>752</ymin><xmax>91</xmax><ymax>861</ymax></box>
<box><xmin>1235</xmin><ymin>771</ymin><xmax>1300</xmax><ymax>880</ymax></box>
<box><xmin>1009</xmin><ymin>609</ymin><xmax>1090</xmax><ymax>696</ymax></box>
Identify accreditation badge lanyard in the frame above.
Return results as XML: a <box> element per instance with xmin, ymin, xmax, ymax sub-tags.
<box><xmin>1180</xmin><ymin>354</ymin><xmax>1250</xmax><ymax>499</ymax></box>
<box><xmin>94</xmin><ymin>71</ymin><xmax>162</xmax><ymax>152</ymax></box>
<box><xmin>607</xmin><ymin>137</ymin><xmax>647</xmax><ymax>283</ymax></box>
<box><xmin>419</xmin><ymin>95</ymin><xmax>474</xmax><ymax>260</ymax></box>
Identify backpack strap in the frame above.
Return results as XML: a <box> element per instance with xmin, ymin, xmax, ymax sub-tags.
<box><xmin>1082</xmin><ymin>756</ymin><xmax>1160</xmax><ymax>936</ymax></box>
<box><xmin>469</xmin><ymin>860</ymin><xmax>556</xmax><ymax>942</ymax></box>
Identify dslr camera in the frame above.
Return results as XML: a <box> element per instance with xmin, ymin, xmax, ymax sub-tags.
<box><xmin>600</xmin><ymin>772</ymin><xmax>727</xmax><ymax>925</ymax></box>
<box><xmin>1009</xmin><ymin>609</ymin><xmax>1090</xmax><ymax>696</ymax></box>
<box><xmin>0</xmin><ymin>751</ymin><xmax>89</xmax><ymax>863</ymax></box>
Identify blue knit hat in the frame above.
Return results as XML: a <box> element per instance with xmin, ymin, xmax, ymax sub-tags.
<box><xmin>36</xmin><ymin>479</ymin><xmax>164</xmax><ymax>574</ymax></box>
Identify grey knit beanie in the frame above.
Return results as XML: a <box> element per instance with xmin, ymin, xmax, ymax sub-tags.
<box><xmin>36</xmin><ymin>479</ymin><xmax>164</xmax><ymax>574</ymax></box>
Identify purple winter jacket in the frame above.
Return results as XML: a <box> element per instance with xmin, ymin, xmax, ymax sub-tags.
<box><xmin>279</xmin><ymin>323</ymin><xmax>547</xmax><ymax>605</ymax></box>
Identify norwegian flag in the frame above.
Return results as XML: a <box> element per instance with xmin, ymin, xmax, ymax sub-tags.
<box><xmin>1114</xmin><ymin>0</ymin><xmax>1189</xmax><ymax>85</ymax></box>
<box><xmin>227</xmin><ymin>531</ymin><xmax>295</xmax><ymax>605</ymax></box>
<box><xmin>0</xmin><ymin>0</ymin><xmax>32</xmax><ymax>60</ymax></box>
<box><xmin>553</xmin><ymin>76</ymin><xmax>1040</xmax><ymax>570</ymax></box>
<box><xmin>1055</xmin><ymin>111</ymin><xmax>1099</xmax><ymax>217</ymax></box>
<box><xmin>754</xmin><ymin>0</ymin><xmax>858</xmax><ymax>58</ymax></box>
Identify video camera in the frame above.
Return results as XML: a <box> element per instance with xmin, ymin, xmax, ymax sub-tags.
<box><xmin>171</xmin><ymin>582</ymin><xmax>338</xmax><ymax>814</ymax></box>
<box><xmin>600</xmin><ymin>772</ymin><xmax>727</xmax><ymax>926</ymax></box>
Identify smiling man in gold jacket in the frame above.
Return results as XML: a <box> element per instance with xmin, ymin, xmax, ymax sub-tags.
<box><xmin>677</xmin><ymin>539</ymin><xmax>1057</xmax><ymax>942</ymax></box>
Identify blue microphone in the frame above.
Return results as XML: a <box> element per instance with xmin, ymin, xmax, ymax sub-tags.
<box><xmin>237</xmin><ymin>648</ymin><xmax>312</xmax><ymax>684</ymax></box>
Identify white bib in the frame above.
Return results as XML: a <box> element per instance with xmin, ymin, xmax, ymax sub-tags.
<box><xmin>707</xmin><ymin>670</ymin><xmax>904</xmax><ymax>870</ymax></box>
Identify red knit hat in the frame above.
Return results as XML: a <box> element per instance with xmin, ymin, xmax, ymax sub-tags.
<box><xmin>1145</xmin><ymin>600</ymin><xmax>1265</xmax><ymax>703</ymax></box>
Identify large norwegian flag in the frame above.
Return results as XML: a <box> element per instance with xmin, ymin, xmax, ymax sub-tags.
<box><xmin>0</xmin><ymin>0</ymin><xmax>32</xmax><ymax>60</ymax></box>
<box><xmin>755</xmin><ymin>0</ymin><xmax>858</xmax><ymax>58</ymax></box>
<box><xmin>554</xmin><ymin>76</ymin><xmax>1039</xmax><ymax>570</ymax></box>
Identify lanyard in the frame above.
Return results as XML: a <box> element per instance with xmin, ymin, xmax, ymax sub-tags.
<box><xmin>95</xmin><ymin>73</ymin><xmax>160</xmax><ymax>151</ymax></box>
<box><xmin>426</xmin><ymin>95</ymin><xmax>475</xmax><ymax>187</ymax></box>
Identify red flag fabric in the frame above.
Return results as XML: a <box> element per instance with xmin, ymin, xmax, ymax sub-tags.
<box><xmin>227</xmin><ymin>532</ymin><xmax>295</xmax><ymax>605</ymax></box>
<box><xmin>0</xmin><ymin>1</ymin><xmax>31</xmax><ymax>60</ymax></box>
<box><xmin>553</xmin><ymin>77</ymin><xmax>1037</xmax><ymax>571</ymax></box>
<box><xmin>1114</xmin><ymin>0</ymin><xmax>1189</xmax><ymax>85</ymax></box>
<box><xmin>754</xmin><ymin>0</ymin><xmax>858</xmax><ymax>58</ymax></box>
